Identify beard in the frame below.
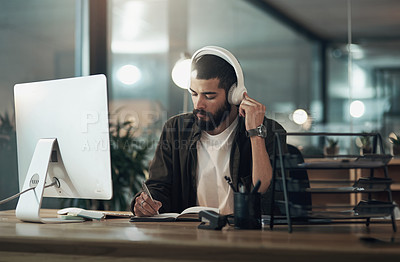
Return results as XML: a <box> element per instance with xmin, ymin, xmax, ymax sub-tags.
<box><xmin>193</xmin><ymin>101</ymin><xmax>231</xmax><ymax>131</ymax></box>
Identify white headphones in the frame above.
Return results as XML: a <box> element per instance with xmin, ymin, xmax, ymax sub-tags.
<box><xmin>190</xmin><ymin>46</ymin><xmax>247</xmax><ymax>105</ymax></box>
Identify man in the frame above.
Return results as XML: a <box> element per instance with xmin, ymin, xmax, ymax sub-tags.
<box><xmin>131</xmin><ymin>47</ymin><xmax>286</xmax><ymax>216</ymax></box>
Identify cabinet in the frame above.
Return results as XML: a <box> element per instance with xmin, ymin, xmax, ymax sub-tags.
<box><xmin>270</xmin><ymin>132</ymin><xmax>397</xmax><ymax>233</ymax></box>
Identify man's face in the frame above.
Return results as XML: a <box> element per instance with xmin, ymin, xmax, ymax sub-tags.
<box><xmin>190</xmin><ymin>77</ymin><xmax>231</xmax><ymax>131</ymax></box>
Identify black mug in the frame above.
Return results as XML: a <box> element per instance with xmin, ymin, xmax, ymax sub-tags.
<box><xmin>234</xmin><ymin>192</ymin><xmax>261</xmax><ymax>230</ymax></box>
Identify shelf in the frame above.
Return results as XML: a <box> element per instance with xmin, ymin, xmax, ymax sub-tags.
<box><xmin>277</xmin><ymin>154</ymin><xmax>392</xmax><ymax>170</ymax></box>
<box><xmin>275</xmin><ymin>177</ymin><xmax>392</xmax><ymax>193</ymax></box>
<box><xmin>389</xmin><ymin>158</ymin><xmax>400</xmax><ymax>165</ymax></box>
<box><xmin>276</xmin><ymin>200</ymin><xmax>396</xmax><ymax>219</ymax></box>
<box><xmin>271</xmin><ymin>132</ymin><xmax>397</xmax><ymax>233</ymax></box>
<box><xmin>306</xmin><ymin>187</ymin><xmax>391</xmax><ymax>193</ymax></box>
<box><xmin>391</xmin><ymin>184</ymin><xmax>400</xmax><ymax>191</ymax></box>
<box><xmin>308</xmin><ymin>211</ymin><xmax>393</xmax><ymax>220</ymax></box>
<box><xmin>298</xmin><ymin>161</ymin><xmax>388</xmax><ymax>169</ymax></box>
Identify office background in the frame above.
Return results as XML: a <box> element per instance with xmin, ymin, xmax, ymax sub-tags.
<box><xmin>1</xmin><ymin>0</ymin><xmax>400</xmax><ymax>210</ymax></box>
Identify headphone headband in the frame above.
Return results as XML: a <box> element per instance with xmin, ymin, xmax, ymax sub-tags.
<box><xmin>190</xmin><ymin>46</ymin><xmax>245</xmax><ymax>90</ymax></box>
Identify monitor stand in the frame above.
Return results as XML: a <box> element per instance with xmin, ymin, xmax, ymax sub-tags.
<box><xmin>16</xmin><ymin>138</ymin><xmax>83</xmax><ymax>223</ymax></box>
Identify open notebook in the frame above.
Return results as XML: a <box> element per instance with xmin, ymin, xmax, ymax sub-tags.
<box><xmin>130</xmin><ymin>206</ymin><xmax>219</xmax><ymax>222</ymax></box>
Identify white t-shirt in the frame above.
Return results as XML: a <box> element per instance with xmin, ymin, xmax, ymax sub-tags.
<box><xmin>196</xmin><ymin>117</ymin><xmax>238</xmax><ymax>215</ymax></box>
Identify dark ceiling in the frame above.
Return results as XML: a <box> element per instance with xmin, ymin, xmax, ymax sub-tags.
<box><xmin>261</xmin><ymin>0</ymin><xmax>400</xmax><ymax>42</ymax></box>
<box><xmin>255</xmin><ymin>0</ymin><xmax>400</xmax><ymax>69</ymax></box>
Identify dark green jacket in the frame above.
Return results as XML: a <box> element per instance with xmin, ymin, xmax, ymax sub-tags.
<box><xmin>131</xmin><ymin>113</ymin><xmax>287</xmax><ymax>214</ymax></box>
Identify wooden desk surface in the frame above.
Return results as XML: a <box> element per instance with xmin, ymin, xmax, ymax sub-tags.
<box><xmin>0</xmin><ymin>209</ymin><xmax>399</xmax><ymax>262</ymax></box>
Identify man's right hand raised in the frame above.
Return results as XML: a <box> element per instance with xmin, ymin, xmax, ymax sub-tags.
<box><xmin>133</xmin><ymin>192</ymin><xmax>162</xmax><ymax>217</ymax></box>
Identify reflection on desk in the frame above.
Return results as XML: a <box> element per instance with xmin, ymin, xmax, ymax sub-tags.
<box><xmin>0</xmin><ymin>209</ymin><xmax>399</xmax><ymax>262</ymax></box>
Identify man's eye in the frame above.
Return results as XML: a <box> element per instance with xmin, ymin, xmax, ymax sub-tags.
<box><xmin>205</xmin><ymin>96</ymin><xmax>216</xmax><ymax>100</ymax></box>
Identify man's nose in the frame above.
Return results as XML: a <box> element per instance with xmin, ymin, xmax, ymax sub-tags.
<box><xmin>194</xmin><ymin>95</ymin><xmax>206</xmax><ymax>110</ymax></box>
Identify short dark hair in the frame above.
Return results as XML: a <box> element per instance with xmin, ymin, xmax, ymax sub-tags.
<box><xmin>191</xmin><ymin>54</ymin><xmax>237</xmax><ymax>94</ymax></box>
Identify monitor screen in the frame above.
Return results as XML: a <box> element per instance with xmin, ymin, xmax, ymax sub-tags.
<box><xmin>13</xmin><ymin>75</ymin><xmax>112</xmax><ymax>222</ymax></box>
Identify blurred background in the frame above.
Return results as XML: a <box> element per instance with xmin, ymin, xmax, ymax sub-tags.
<box><xmin>1</xmin><ymin>0</ymin><xmax>400</xmax><ymax>210</ymax></box>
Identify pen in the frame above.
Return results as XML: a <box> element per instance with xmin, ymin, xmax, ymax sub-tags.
<box><xmin>142</xmin><ymin>181</ymin><xmax>159</xmax><ymax>214</ymax></box>
<box><xmin>251</xmin><ymin>180</ymin><xmax>261</xmax><ymax>194</ymax></box>
<box><xmin>224</xmin><ymin>176</ymin><xmax>236</xmax><ymax>192</ymax></box>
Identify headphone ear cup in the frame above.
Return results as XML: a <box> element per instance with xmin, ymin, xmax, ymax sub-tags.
<box><xmin>228</xmin><ymin>83</ymin><xmax>247</xmax><ymax>105</ymax></box>
<box><xmin>227</xmin><ymin>83</ymin><xmax>236</xmax><ymax>105</ymax></box>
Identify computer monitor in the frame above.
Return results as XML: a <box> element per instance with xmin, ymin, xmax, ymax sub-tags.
<box><xmin>14</xmin><ymin>74</ymin><xmax>113</xmax><ymax>223</ymax></box>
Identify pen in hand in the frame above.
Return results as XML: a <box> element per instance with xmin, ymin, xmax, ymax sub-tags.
<box><xmin>142</xmin><ymin>181</ymin><xmax>159</xmax><ymax>215</ymax></box>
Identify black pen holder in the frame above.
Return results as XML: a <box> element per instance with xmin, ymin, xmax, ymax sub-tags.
<box><xmin>234</xmin><ymin>192</ymin><xmax>261</xmax><ymax>230</ymax></box>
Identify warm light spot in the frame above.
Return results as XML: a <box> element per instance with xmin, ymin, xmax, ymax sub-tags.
<box><xmin>293</xmin><ymin>109</ymin><xmax>308</xmax><ymax>125</ymax></box>
<box><xmin>117</xmin><ymin>65</ymin><xmax>141</xmax><ymax>85</ymax></box>
<box><xmin>350</xmin><ymin>100</ymin><xmax>365</xmax><ymax>118</ymax></box>
<box><xmin>172</xmin><ymin>59</ymin><xmax>191</xmax><ymax>89</ymax></box>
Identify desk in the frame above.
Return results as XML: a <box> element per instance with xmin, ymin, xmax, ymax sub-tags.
<box><xmin>0</xmin><ymin>209</ymin><xmax>399</xmax><ymax>262</ymax></box>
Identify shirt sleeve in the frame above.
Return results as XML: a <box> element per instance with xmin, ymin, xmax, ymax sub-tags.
<box><xmin>131</xmin><ymin>122</ymin><xmax>174</xmax><ymax>213</ymax></box>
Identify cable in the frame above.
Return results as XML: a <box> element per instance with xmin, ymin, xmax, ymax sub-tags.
<box><xmin>0</xmin><ymin>187</ymin><xmax>35</xmax><ymax>205</ymax></box>
<box><xmin>0</xmin><ymin>179</ymin><xmax>59</xmax><ymax>205</ymax></box>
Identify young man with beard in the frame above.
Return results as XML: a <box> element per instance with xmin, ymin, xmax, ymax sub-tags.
<box><xmin>131</xmin><ymin>47</ymin><xmax>287</xmax><ymax>216</ymax></box>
